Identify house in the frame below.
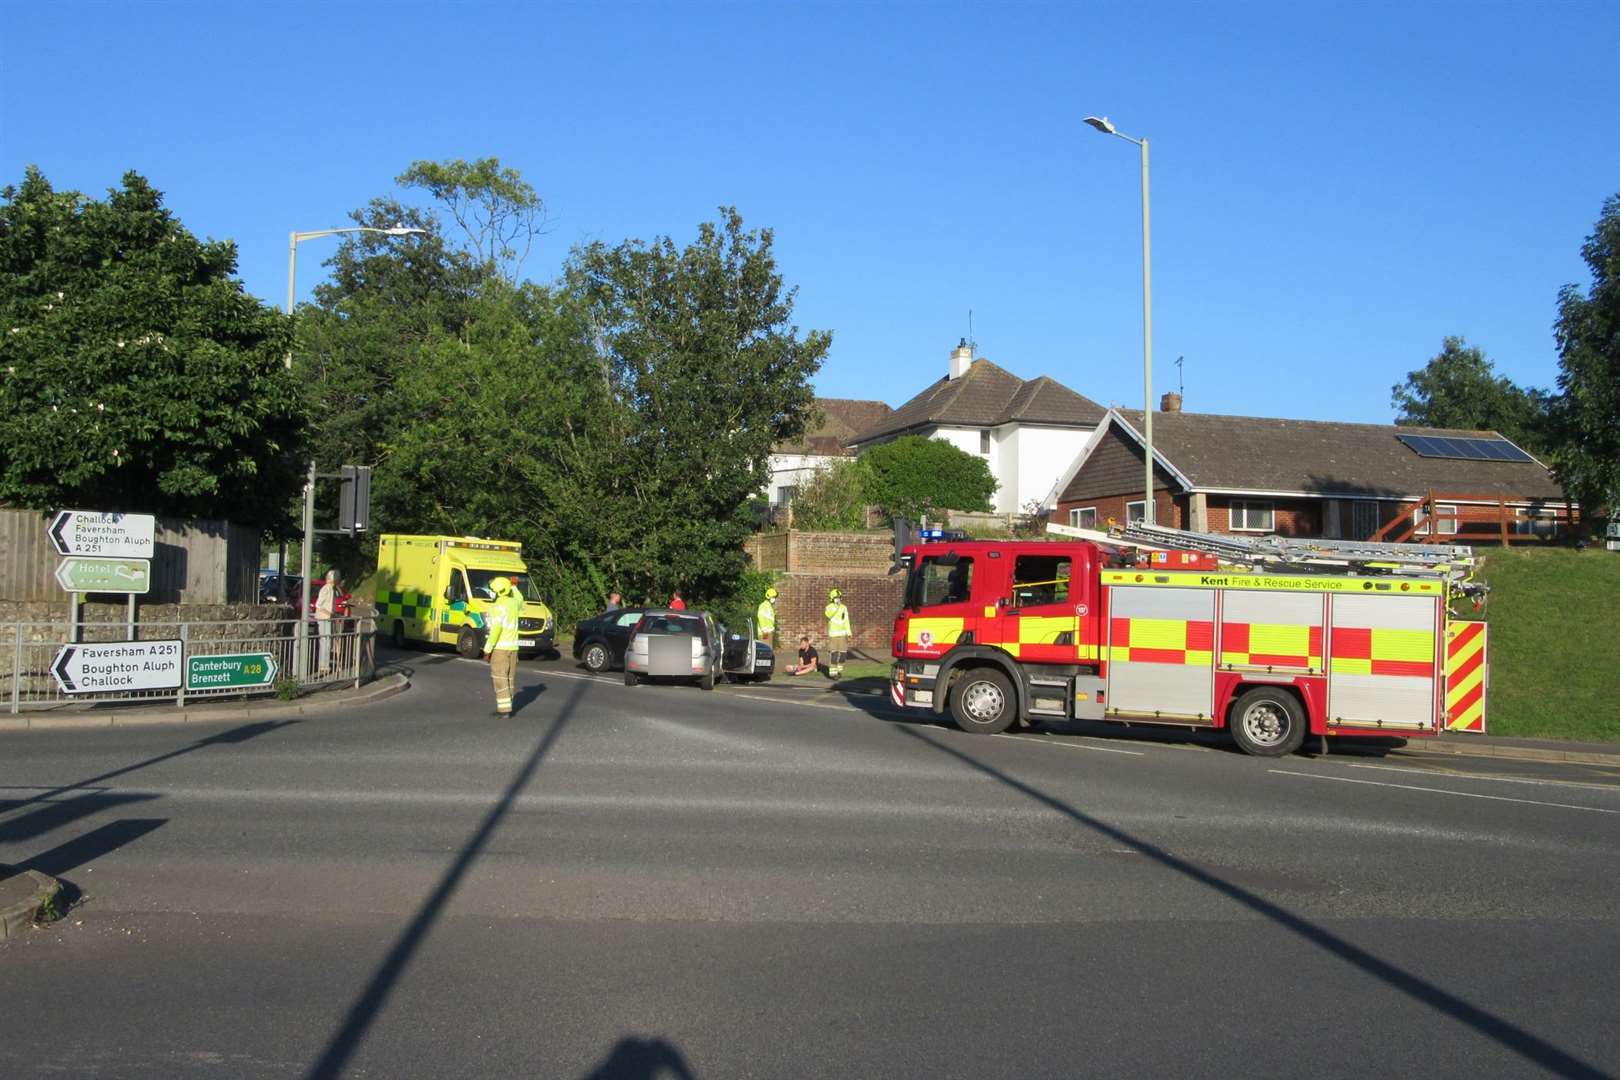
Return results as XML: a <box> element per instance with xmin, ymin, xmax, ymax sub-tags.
<box><xmin>846</xmin><ymin>340</ymin><xmax>1107</xmax><ymax>514</ymax></box>
<box><xmin>767</xmin><ymin>398</ymin><xmax>893</xmax><ymax>506</ymax></box>
<box><xmin>1050</xmin><ymin>396</ymin><xmax>1574</xmax><ymax>542</ymax></box>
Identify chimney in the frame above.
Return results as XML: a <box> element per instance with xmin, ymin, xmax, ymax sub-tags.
<box><xmin>1160</xmin><ymin>391</ymin><xmax>1183</xmax><ymax>413</ymax></box>
<box><xmin>949</xmin><ymin>338</ymin><xmax>974</xmax><ymax>380</ymax></box>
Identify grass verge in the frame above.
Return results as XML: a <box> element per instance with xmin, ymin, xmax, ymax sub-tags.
<box><xmin>1475</xmin><ymin>546</ymin><xmax>1620</xmax><ymax>741</ymax></box>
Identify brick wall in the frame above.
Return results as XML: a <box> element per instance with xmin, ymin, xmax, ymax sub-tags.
<box><xmin>745</xmin><ymin>530</ymin><xmax>894</xmax><ymax>575</ymax></box>
<box><xmin>1057</xmin><ymin>490</ymin><xmax>1181</xmax><ymax>530</ymax></box>
<box><xmin>1204</xmin><ymin>496</ymin><xmax>1319</xmax><ymax>537</ymax></box>
<box><xmin>745</xmin><ymin>532</ymin><xmax>791</xmax><ymax>571</ymax></box>
<box><xmin>771</xmin><ymin>573</ymin><xmax>903</xmax><ymax>654</ymax></box>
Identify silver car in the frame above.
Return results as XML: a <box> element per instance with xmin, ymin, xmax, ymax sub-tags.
<box><xmin>624</xmin><ymin>610</ymin><xmax>724</xmax><ymax>691</ymax></box>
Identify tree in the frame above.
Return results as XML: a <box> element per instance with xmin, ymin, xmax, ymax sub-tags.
<box><xmin>1551</xmin><ymin>193</ymin><xmax>1620</xmax><ymax>516</ymax></box>
<box><xmin>566</xmin><ymin>207</ymin><xmax>831</xmax><ymax>602</ymax></box>
<box><xmin>1390</xmin><ymin>336</ymin><xmax>1550</xmax><ymax>450</ymax></box>
<box><xmin>0</xmin><ymin>167</ymin><xmax>305</xmax><ymax>529</ymax></box>
<box><xmin>396</xmin><ymin>157</ymin><xmax>547</xmax><ymax>282</ymax></box>
<box><xmin>859</xmin><ymin>435</ymin><xmax>998</xmax><ymax>523</ymax></box>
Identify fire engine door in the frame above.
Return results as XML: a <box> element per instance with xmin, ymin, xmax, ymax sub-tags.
<box><xmin>1106</xmin><ymin>585</ymin><xmax>1216</xmax><ymax>722</ymax></box>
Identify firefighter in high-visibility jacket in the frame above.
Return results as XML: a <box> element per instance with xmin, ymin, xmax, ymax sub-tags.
<box><xmin>481</xmin><ymin>576</ymin><xmax>525</xmax><ymax>717</ymax></box>
<box><xmin>755</xmin><ymin>587</ymin><xmax>777</xmax><ymax>646</ymax></box>
<box><xmin>825</xmin><ymin>588</ymin><xmax>851</xmax><ymax>678</ymax></box>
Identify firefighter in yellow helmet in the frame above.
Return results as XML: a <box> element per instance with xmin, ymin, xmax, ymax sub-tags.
<box><xmin>824</xmin><ymin>587</ymin><xmax>851</xmax><ymax>678</ymax></box>
<box><xmin>755</xmin><ymin>586</ymin><xmax>778</xmax><ymax>647</ymax></box>
<box><xmin>481</xmin><ymin>576</ymin><xmax>526</xmax><ymax>717</ymax></box>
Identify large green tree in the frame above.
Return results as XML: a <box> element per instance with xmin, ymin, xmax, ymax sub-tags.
<box><xmin>859</xmin><ymin>435</ymin><xmax>997</xmax><ymax>523</ymax></box>
<box><xmin>1550</xmin><ymin>193</ymin><xmax>1620</xmax><ymax>516</ymax></box>
<box><xmin>0</xmin><ymin>167</ymin><xmax>305</xmax><ymax>529</ymax></box>
<box><xmin>1390</xmin><ymin>336</ymin><xmax>1550</xmax><ymax>450</ymax></box>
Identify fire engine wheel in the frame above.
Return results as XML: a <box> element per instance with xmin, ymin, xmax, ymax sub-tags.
<box><xmin>1229</xmin><ymin>687</ymin><xmax>1307</xmax><ymax>757</ymax></box>
<box><xmin>582</xmin><ymin>641</ymin><xmax>610</xmax><ymax>673</ymax></box>
<box><xmin>949</xmin><ymin>668</ymin><xmax>1016</xmax><ymax>735</ymax></box>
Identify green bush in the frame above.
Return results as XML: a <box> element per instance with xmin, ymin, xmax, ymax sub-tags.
<box><xmin>790</xmin><ymin>458</ymin><xmax>870</xmax><ymax>531</ymax></box>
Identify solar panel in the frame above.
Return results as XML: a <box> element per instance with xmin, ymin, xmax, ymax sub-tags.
<box><xmin>1397</xmin><ymin>433</ymin><xmax>1534</xmax><ymax>462</ymax></box>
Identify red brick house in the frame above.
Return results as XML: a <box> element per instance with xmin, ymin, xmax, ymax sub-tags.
<box><xmin>1051</xmin><ymin>401</ymin><xmax>1574</xmax><ymax>543</ymax></box>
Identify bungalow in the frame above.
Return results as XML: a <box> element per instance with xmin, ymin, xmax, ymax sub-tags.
<box><xmin>1049</xmin><ymin>396</ymin><xmax>1574</xmax><ymax>542</ymax></box>
<box><xmin>847</xmin><ymin>340</ymin><xmax>1107</xmax><ymax>514</ymax></box>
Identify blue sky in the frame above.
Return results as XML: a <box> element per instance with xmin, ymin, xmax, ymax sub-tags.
<box><xmin>4</xmin><ymin>1</ymin><xmax>1617</xmax><ymax>423</ymax></box>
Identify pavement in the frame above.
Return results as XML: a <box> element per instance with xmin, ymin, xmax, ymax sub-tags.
<box><xmin>0</xmin><ymin>646</ymin><xmax>1616</xmax><ymax>1078</ymax></box>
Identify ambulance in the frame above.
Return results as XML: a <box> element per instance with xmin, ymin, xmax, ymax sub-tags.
<box><xmin>374</xmin><ymin>535</ymin><xmax>555</xmax><ymax>657</ymax></box>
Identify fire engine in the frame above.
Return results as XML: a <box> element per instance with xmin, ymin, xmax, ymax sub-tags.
<box><xmin>888</xmin><ymin>522</ymin><xmax>1490</xmax><ymax>756</ymax></box>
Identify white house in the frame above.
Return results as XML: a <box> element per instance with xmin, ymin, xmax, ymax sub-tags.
<box><xmin>767</xmin><ymin>398</ymin><xmax>894</xmax><ymax>506</ymax></box>
<box><xmin>845</xmin><ymin>340</ymin><xmax>1106</xmax><ymax>514</ymax></box>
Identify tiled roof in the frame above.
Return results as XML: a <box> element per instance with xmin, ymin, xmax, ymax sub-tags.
<box><xmin>776</xmin><ymin>398</ymin><xmax>894</xmax><ymax>455</ymax></box>
<box><xmin>850</xmin><ymin>359</ymin><xmax>1105</xmax><ymax>444</ymax></box>
<box><xmin>1081</xmin><ymin>410</ymin><xmax>1566</xmax><ymax>501</ymax></box>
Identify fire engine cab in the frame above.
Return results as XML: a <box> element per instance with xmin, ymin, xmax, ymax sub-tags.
<box><xmin>889</xmin><ymin>522</ymin><xmax>1489</xmax><ymax>757</ymax></box>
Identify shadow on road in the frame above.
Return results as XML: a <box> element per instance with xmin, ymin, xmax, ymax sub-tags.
<box><xmin>895</xmin><ymin>723</ymin><xmax>1610</xmax><ymax>1080</ymax></box>
<box><xmin>580</xmin><ymin>1036</ymin><xmax>699</xmax><ymax>1080</ymax></box>
<box><xmin>305</xmin><ymin>678</ymin><xmax>588</xmax><ymax>1080</ymax></box>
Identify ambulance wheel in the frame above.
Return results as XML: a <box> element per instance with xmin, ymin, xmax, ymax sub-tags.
<box><xmin>391</xmin><ymin>621</ymin><xmax>406</xmax><ymax>650</ymax></box>
<box><xmin>701</xmin><ymin>670</ymin><xmax>716</xmax><ymax>692</ymax></box>
<box><xmin>455</xmin><ymin>625</ymin><xmax>485</xmax><ymax>659</ymax></box>
<box><xmin>624</xmin><ymin>670</ymin><xmax>638</xmax><ymax>687</ymax></box>
<box><xmin>949</xmin><ymin>668</ymin><xmax>1016</xmax><ymax>735</ymax></box>
<box><xmin>1229</xmin><ymin>687</ymin><xmax>1306</xmax><ymax>757</ymax></box>
<box><xmin>582</xmin><ymin>641</ymin><xmax>610</xmax><ymax>674</ymax></box>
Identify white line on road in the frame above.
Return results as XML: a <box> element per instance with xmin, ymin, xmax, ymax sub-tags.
<box><xmin>731</xmin><ymin>692</ymin><xmax>856</xmax><ymax>712</ymax></box>
<box><xmin>1269</xmin><ymin>769</ymin><xmax>1620</xmax><ymax>815</ymax></box>
<box><xmin>1344</xmin><ymin>761</ymin><xmax>1620</xmax><ymax>793</ymax></box>
<box><xmin>994</xmin><ymin>734</ymin><xmax>1145</xmax><ymax>756</ymax></box>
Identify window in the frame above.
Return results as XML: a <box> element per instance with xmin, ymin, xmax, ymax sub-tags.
<box><xmin>979</xmin><ymin>429</ymin><xmax>991</xmax><ymax>455</ymax></box>
<box><xmin>445</xmin><ymin>572</ymin><xmax>467</xmax><ymax>604</ymax></box>
<box><xmin>1069</xmin><ymin>507</ymin><xmax>1097</xmax><ymax>530</ymax></box>
<box><xmin>1012</xmin><ymin>555</ymin><xmax>1070</xmax><ymax>607</ymax></box>
<box><xmin>1413</xmin><ymin>504</ymin><xmax>1459</xmax><ymax>536</ymax></box>
<box><xmin>1513</xmin><ymin>508</ymin><xmax>1558</xmax><ymax>538</ymax></box>
<box><xmin>1230</xmin><ymin>500</ymin><xmax>1275</xmax><ymax>532</ymax></box>
<box><xmin>1126</xmin><ymin>500</ymin><xmax>1147</xmax><ymax>524</ymax></box>
<box><xmin>615</xmin><ymin>611</ymin><xmax>644</xmax><ymax>627</ymax></box>
<box><xmin>1352</xmin><ymin>500</ymin><xmax>1379</xmax><ymax>539</ymax></box>
<box><xmin>466</xmin><ymin>569</ymin><xmax>543</xmax><ymax>601</ymax></box>
<box><xmin>776</xmin><ymin>485</ymin><xmax>798</xmax><ymax>505</ymax></box>
<box><xmin>906</xmin><ymin>556</ymin><xmax>975</xmax><ymax>608</ymax></box>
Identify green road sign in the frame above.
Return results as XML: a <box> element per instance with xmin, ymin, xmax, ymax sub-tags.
<box><xmin>54</xmin><ymin>557</ymin><xmax>150</xmax><ymax>594</ymax></box>
<box><xmin>186</xmin><ymin>652</ymin><xmax>278</xmax><ymax>691</ymax></box>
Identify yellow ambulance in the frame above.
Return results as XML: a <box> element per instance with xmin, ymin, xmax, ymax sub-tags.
<box><xmin>374</xmin><ymin>535</ymin><xmax>555</xmax><ymax>657</ymax></box>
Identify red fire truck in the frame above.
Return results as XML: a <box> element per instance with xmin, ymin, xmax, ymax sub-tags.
<box><xmin>888</xmin><ymin>523</ymin><xmax>1489</xmax><ymax>756</ymax></box>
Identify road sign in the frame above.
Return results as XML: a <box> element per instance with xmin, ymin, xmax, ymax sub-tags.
<box><xmin>54</xmin><ymin>557</ymin><xmax>151</xmax><ymax>594</ymax></box>
<box><xmin>48</xmin><ymin>510</ymin><xmax>155</xmax><ymax>559</ymax></box>
<box><xmin>51</xmin><ymin>640</ymin><xmax>182</xmax><ymax>693</ymax></box>
<box><xmin>186</xmin><ymin>652</ymin><xmax>278</xmax><ymax>691</ymax></box>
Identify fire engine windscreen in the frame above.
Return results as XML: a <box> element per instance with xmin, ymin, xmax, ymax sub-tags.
<box><xmin>907</xmin><ymin>556</ymin><xmax>975</xmax><ymax>608</ymax></box>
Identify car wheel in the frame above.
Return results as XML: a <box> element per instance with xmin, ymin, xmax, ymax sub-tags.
<box><xmin>624</xmin><ymin>670</ymin><xmax>638</xmax><ymax>687</ymax></box>
<box><xmin>948</xmin><ymin>667</ymin><xmax>1016</xmax><ymax>735</ymax></box>
<box><xmin>701</xmin><ymin>670</ymin><xmax>715</xmax><ymax>691</ymax></box>
<box><xmin>583</xmin><ymin>642</ymin><xmax>610</xmax><ymax>674</ymax></box>
<box><xmin>391</xmin><ymin>620</ymin><xmax>407</xmax><ymax>650</ymax></box>
<box><xmin>753</xmin><ymin>671</ymin><xmax>772</xmax><ymax>684</ymax></box>
<box><xmin>1229</xmin><ymin>687</ymin><xmax>1307</xmax><ymax>757</ymax></box>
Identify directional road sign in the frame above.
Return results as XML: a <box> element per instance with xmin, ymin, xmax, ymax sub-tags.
<box><xmin>48</xmin><ymin>510</ymin><xmax>155</xmax><ymax>559</ymax></box>
<box><xmin>54</xmin><ymin>557</ymin><xmax>151</xmax><ymax>594</ymax></box>
<box><xmin>51</xmin><ymin>640</ymin><xmax>182</xmax><ymax>694</ymax></box>
<box><xmin>186</xmin><ymin>652</ymin><xmax>279</xmax><ymax>691</ymax></box>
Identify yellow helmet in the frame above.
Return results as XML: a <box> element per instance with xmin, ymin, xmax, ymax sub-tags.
<box><xmin>828</xmin><ymin>588</ymin><xmax>842</xmax><ymax>600</ymax></box>
<box><xmin>765</xmin><ymin>587</ymin><xmax>778</xmax><ymax>600</ymax></box>
<box><xmin>489</xmin><ymin>576</ymin><xmax>512</xmax><ymax>594</ymax></box>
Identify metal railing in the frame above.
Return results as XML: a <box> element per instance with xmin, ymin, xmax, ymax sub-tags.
<box><xmin>3</xmin><ymin>615</ymin><xmax>376</xmax><ymax>714</ymax></box>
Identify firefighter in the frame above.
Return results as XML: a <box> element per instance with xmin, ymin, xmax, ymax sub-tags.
<box><xmin>481</xmin><ymin>576</ymin><xmax>525</xmax><ymax>717</ymax></box>
<box><xmin>824</xmin><ymin>587</ymin><xmax>852</xmax><ymax>678</ymax></box>
<box><xmin>755</xmin><ymin>587</ymin><xmax>778</xmax><ymax>646</ymax></box>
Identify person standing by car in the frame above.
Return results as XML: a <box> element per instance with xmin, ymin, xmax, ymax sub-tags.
<box><xmin>606</xmin><ymin>591</ymin><xmax>622</xmax><ymax>612</ymax></box>
<box><xmin>824</xmin><ymin>588</ymin><xmax>851</xmax><ymax>678</ymax></box>
<box><xmin>669</xmin><ymin>590</ymin><xmax>686</xmax><ymax>611</ymax></box>
<box><xmin>788</xmin><ymin>635</ymin><xmax>819</xmax><ymax>676</ymax></box>
<box><xmin>314</xmin><ymin>569</ymin><xmax>339</xmax><ymax>674</ymax></box>
<box><xmin>755</xmin><ymin>587</ymin><xmax>777</xmax><ymax>647</ymax></box>
<box><xmin>481</xmin><ymin>576</ymin><xmax>525</xmax><ymax>717</ymax></box>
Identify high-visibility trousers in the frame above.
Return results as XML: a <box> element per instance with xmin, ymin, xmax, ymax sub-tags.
<box><xmin>490</xmin><ymin>650</ymin><xmax>518</xmax><ymax>715</ymax></box>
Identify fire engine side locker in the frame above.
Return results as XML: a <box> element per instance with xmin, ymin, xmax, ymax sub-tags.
<box><xmin>1104</xmin><ymin>585</ymin><xmax>1216</xmax><ymax>722</ymax></box>
<box><xmin>1326</xmin><ymin>592</ymin><xmax>1442</xmax><ymax>732</ymax></box>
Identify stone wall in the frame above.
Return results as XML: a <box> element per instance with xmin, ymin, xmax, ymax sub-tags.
<box><xmin>745</xmin><ymin>530</ymin><xmax>894</xmax><ymax>576</ymax></box>
<box><xmin>770</xmin><ymin>573</ymin><xmax>903</xmax><ymax>654</ymax></box>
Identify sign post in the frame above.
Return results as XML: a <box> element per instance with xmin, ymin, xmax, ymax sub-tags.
<box><xmin>51</xmin><ymin>640</ymin><xmax>183</xmax><ymax>694</ymax></box>
<box><xmin>48</xmin><ymin>511</ymin><xmax>156</xmax><ymax>559</ymax></box>
<box><xmin>54</xmin><ymin>558</ymin><xmax>151</xmax><ymax>594</ymax></box>
<box><xmin>186</xmin><ymin>652</ymin><xmax>278</xmax><ymax>692</ymax></box>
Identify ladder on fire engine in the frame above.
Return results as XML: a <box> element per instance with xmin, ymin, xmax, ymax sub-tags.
<box><xmin>1115</xmin><ymin>522</ymin><xmax>1473</xmax><ymax>572</ymax></box>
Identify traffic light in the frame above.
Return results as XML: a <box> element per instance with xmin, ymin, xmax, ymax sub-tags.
<box><xmin>338</xmin><ymin>465</ymin><xmax>372</xmax><ymax>534</ymax></box>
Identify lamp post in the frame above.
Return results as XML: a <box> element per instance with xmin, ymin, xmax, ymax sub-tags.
<box><xmin>1083</xmin><ymin>115</ymin><xmax>1154</xmax><ymax>525</ymax></box>
<box><xmin>284</xmin><ymin>225</ymin><xmax>425</xmax><ymax>677</ymax></box>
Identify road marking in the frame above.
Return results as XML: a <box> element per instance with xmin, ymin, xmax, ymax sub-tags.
<box><xmin>995</xmin><ymin>734</ymin><xmax>1145</xmax><ymax>756</ymax></box>
<box><xmin>1269</xmin><ymin>769</ymin><xmax>1620</xmax><ymax>815</ymax></box>
<box><xmin>732</xmin><ymin>692</ymin><xmax>857</xmax><ymax>712</ymax></box>
<box><xmin>1344</xmin><ymin>761</ymin><xmax>1620</xmax><ymax>793</ymax></box>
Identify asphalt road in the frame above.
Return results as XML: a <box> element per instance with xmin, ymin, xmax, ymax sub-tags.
<box><xmin>2</xmin><ymin>648</ymin><xmax>1617</xmax><ymax>1079</ymax></box>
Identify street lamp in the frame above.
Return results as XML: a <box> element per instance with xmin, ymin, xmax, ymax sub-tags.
<box><xmin>1083</xmin><ymin>115</ymin><xmax>1155</xmax><ymax>525</ymax></box>
<box><xmin>283</xmin><ymin>224</ymin><xmax>426</xmax><ymax>677</ymax></box>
